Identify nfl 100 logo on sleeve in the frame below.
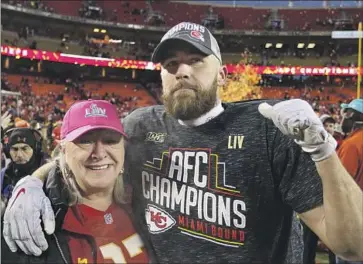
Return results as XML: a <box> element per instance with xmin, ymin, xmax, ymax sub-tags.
<box><xmin>145</xmin><ymin>132</ymin><xmax>167</xmax><ymax>143</ymax></box>
<box><xmin>142</xmin><ymin>148</ymin><xmax>247</xmax><ymax>248</ymax></box>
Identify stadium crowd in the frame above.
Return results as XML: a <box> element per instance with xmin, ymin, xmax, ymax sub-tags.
<box><xmin>1</xmin><ymin>70</ymin><xmax>357</xmax><ymax>157</ymax></box>
<box><xmin>1</xmin><ymin>72</ymin><xmax>144</xmax><ymax>153</ymax></box>
<box><xmin>2</xmin><ymin>0</ymin><xmax>361</xmax><ymax>65</ymax></box>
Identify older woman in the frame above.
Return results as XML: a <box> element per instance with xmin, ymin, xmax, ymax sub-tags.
<box><xmin>2</xmin><ymin>100</ymin><xmax>151</xmax><ymax>264</ymax></box>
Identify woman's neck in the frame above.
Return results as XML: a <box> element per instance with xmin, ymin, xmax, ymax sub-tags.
<box><xmin>81</xmin><ymin>191</ymin><xmax>113</xmax><ymax>211</ymax></box>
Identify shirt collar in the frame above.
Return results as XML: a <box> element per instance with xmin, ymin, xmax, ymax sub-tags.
<box><xmin>178</xmin><ymin>101</ymin><xmax>224</xmax><ymax>127</ymax></box>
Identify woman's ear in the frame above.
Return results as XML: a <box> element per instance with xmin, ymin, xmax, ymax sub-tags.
<box><xmin>218</xmin><ymin>65</ymin><xmax>228</xmax><ymax>86</ymax></box>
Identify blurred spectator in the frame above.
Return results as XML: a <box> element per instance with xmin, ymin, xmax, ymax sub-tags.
<box><xmin>1</xmin><ymin>128</ymin><xmax>45</xmax><ymax>205</ymax></box>
<box><xmin>319</xmin><ymin>113</ymin><xmax>345</xmax><ymax>149</ymax></box>
<box><xmin>337</xmin><ymin>99</ymin><xmax>363</xmax><ymax>189</ymax></box>
<box><xmin>302</xmin><ymin>222</ymin><xmax>319</xmax><ymax>264</ymax></box>
<box><xmin>320</xmin><ymin>114</ymin><xmax>336</xmax><ymax>135</ymax></box>
<box><xmin>51</xmin><ymin>120</ymin><xmax>62</xmax><ymax>148</ymax></box>
<box><xmin>336</xmin><ymin>99</ymin><xmax>363</xmax><ymax>263</ymax></box>
<box><xmin>15</xmin><ymin>118</ymin><xmax>30</xmax><ymax>128</ymax></box>
<box><xmin>1</xmin><ymin>111</ymin><xmax>12</xmax><ymax>134</ymax></box>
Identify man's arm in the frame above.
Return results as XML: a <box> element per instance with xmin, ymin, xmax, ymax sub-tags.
<box><xmin>258</xmin><ymin>99</ymin><xmax>363</xmax><ymax>261</ymax></box>
<box><xmin>299</xmin><ymin>153</ymin><xmax>363</xmax><ymax>261</ymax></box>
<box><xmin>32</xmin><ymin>161</ymin><xmax>55</xmax><ymax>181</ymax></box>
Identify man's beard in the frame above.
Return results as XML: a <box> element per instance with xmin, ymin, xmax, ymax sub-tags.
<box><xmin>341</xmin><ymin>117</ymin><xmax>354</xmax><ymax>134</ymax></box>
<box><xmin>340</xmin><ymin>110</ymin><xmax>363</xmax><ymax>134</ymax></box>
<box><xmin>162</xmin><ymin>78</ymin><xmax>218</xmax><ymax>120</ymax></box>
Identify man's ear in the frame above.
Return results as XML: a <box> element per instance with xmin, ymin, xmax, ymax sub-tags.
<box><xmin>218</xmin><ymin>65</ymin><xmax>227</xmax><ymax>86</ymax></box>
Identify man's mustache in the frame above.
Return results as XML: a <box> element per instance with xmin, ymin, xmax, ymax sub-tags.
<box><xmin>172</xmin><ymin>80</ymin><xmax>198</xmax><ymax>93</ymax></box>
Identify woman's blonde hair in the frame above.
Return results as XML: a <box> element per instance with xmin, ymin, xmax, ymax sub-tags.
<box><xmin>56</xmin><ymin>141</ymin><xmax>126</xmax><ymax>206</ymax></box>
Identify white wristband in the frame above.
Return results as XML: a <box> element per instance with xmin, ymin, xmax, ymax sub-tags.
<box><xmin>297</xmin><ymin>134</ymin><xmax>337</xmax><ymax>162</ymax></box>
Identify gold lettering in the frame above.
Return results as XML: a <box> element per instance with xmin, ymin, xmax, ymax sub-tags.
<box><xmin>78</xmin><ymin>258</ymin><xmax>88</xmax><ymax>264</ymax></box>
<box><xmin>228</xmin><ymin>136</ymin><xmax>233</xmax><ymax>149</ymax></box>
<box><xmin>228</xmin><ymin>135</ymin><xmax>244</xmax><ymax>149</ymax></box>
<box><xmin>237</xmin><ymin>136</ymin><xmax>244</xmax><ymax>149</ymax></box>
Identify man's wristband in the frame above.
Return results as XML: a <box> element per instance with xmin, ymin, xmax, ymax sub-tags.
<box><xmin>297</xmin><ymin>134</ymin><xmax>337</xmax><ymax>162</ymax></box>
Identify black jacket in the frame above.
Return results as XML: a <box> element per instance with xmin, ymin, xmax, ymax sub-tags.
<box><xmin>1</xmin><ymin>165</ymin><xmax>157</xmax><ymax>264</ymax></box>
<box><xmin>1</xmin><ymin>155</ymin><xmax>46</xmax><ymax>201</ymax></box>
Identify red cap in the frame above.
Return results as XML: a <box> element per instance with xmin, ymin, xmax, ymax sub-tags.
<box><xmin>61</xmin><ymin>100</ymin><xmax>127</xmax><ymax>141</ymax></box>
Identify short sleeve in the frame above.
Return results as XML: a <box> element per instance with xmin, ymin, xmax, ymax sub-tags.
<box><xmin>272</xmin><ymin>131</ymin><xmax>323</xmax><ymax>214</ymax></box>
<box><xmin>122</xmin><ymin>110</ymin><xmax>146</xmax><ymax>205</ymax></box>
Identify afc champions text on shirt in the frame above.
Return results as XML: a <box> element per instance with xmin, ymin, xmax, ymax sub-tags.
<box><xmin>142</xmin><ymin>148</ymin><xmax>247</xmax><ymax>248</ymax></box>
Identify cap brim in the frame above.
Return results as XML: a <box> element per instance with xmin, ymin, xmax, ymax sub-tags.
<box><xmin>64</xmin><ymin>125</ymin><xmax>127</xmax><ymax>141</ymax></box>
<box><xmin>341</xmin><ymin>103</ymin><xmax>348</xmax><ymax>109</ymax></box>
<box><xmin>151</xmin><ymin>37</ymin><xmax>213</xmax><ymax>63</ymax></box>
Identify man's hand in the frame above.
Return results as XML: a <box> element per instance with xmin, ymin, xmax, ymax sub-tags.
<box><xmin>1</xmin><ymin>111</ymin><xmax>12</xmax><ymax>130</ymax></box>
<box><xmin>258</xmin><ymin>99</ymin><xmax>337</xmax><ymax>162</ymax></box>
<box><xmin>3</xmin><ymin>176</ymin><xmax>55</xmax><ymax>256</ymax></box>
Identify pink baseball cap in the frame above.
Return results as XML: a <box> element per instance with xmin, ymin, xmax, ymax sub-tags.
<box><xmin>61</xmin><ymin>100</ymin><xmax>127</xmax><ymax>141</ymax></box>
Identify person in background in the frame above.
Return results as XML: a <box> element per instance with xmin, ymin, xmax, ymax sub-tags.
<box><xmin>51</xmin><ymin>120</ymin><xmax>62</xmax><ymax>148</ymax></box>
<box><xmin>335</xmin><ymin>99</ymin><xmax>363</xmax><ymax>264</ymax></box>
<box><xmin>320</xmin><ymin>114</ymin><xmax>336</xmax><ymax>136</ymax></box>
<box><xmin>46</xmin><ymin>114</ymin><xmax>55</xmax><ymax>150</ymax></box>
<box><xmin>320</xmin><ymin>114</ymin><xmax>344</xmax><ymax>149</ymax></box>
<box><xmin>30</xmin><ymin>120</ymin><xmax>42</xmax><ymax>132</ymax></box>
<box><xmin>1</xmin><ymin>111</ymin><xmax>15</xmax><ymax>133</ymax></box>
<box><xmin>1</xmin><ymin>111</ymin><xmax>12</xmax><ymax>169</ymax></box>
<box><xmin>301</xmin><ymin>221</ymin><xmax>319</xmax><ymax>264</ymax></box>
<box><xmin>1</xmin><ymin>111</ymin><xmax>12</xmax><ymax>133</ymax></box>
<box><xmin>1</xmin><ymin>128</ymin><xmax>45</xmax><ymax>205</ymax></box>
<box><xmin>337</xmin><ymin>99</ymin><xmax>363</xmax><ymax>191</ymax></box>
<box><xmin>14</xmin><ymin>118</ymin><xmax>30</xmax><ymax>128</ymax></box>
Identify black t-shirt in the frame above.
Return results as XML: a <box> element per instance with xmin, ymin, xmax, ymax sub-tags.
<box><xmin>123</xmin><ymin>100</ymin><xmax>323</xmax><ymax>264</ymax></box>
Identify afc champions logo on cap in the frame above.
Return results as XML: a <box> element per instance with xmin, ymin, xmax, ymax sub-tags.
<box><xmin>85</xmin><ymin>103</ymin><xmax>107</xmax><ymax>118</ymax></box>
<box><xmin>190</xmin><ymin>30</ymin><xmax>205</xmax><ymax>42</ymax></box>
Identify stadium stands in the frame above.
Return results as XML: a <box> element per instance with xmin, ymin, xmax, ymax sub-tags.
<box><xmin>2</xmin><ymin>73</ymin><xmax>157</xmax><ymax>121</ymax></box>
<box><xmin>2</xmin><ymin>30</ymin><xmax>359</xmax><ymax>66</ymax></box>
<box><xmin>1</xmin><ymin>0</ymin><xmax>359</xmax><ymax>136</ymax></box>
<box><xmin>4</xmin><ymin>0</ymin><xmax>361</xmax><ymax>31</ymax></box>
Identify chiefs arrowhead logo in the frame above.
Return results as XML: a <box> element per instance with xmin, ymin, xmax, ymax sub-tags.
<box><xmin>190</xmin><ymin>31</ymin><xmax>205</xmax><ymax>42</ymax></box>
<box><xmin>145</xmin><ymin>204</ymin><xmax>176</xmax><ymax>234</ymax></box>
